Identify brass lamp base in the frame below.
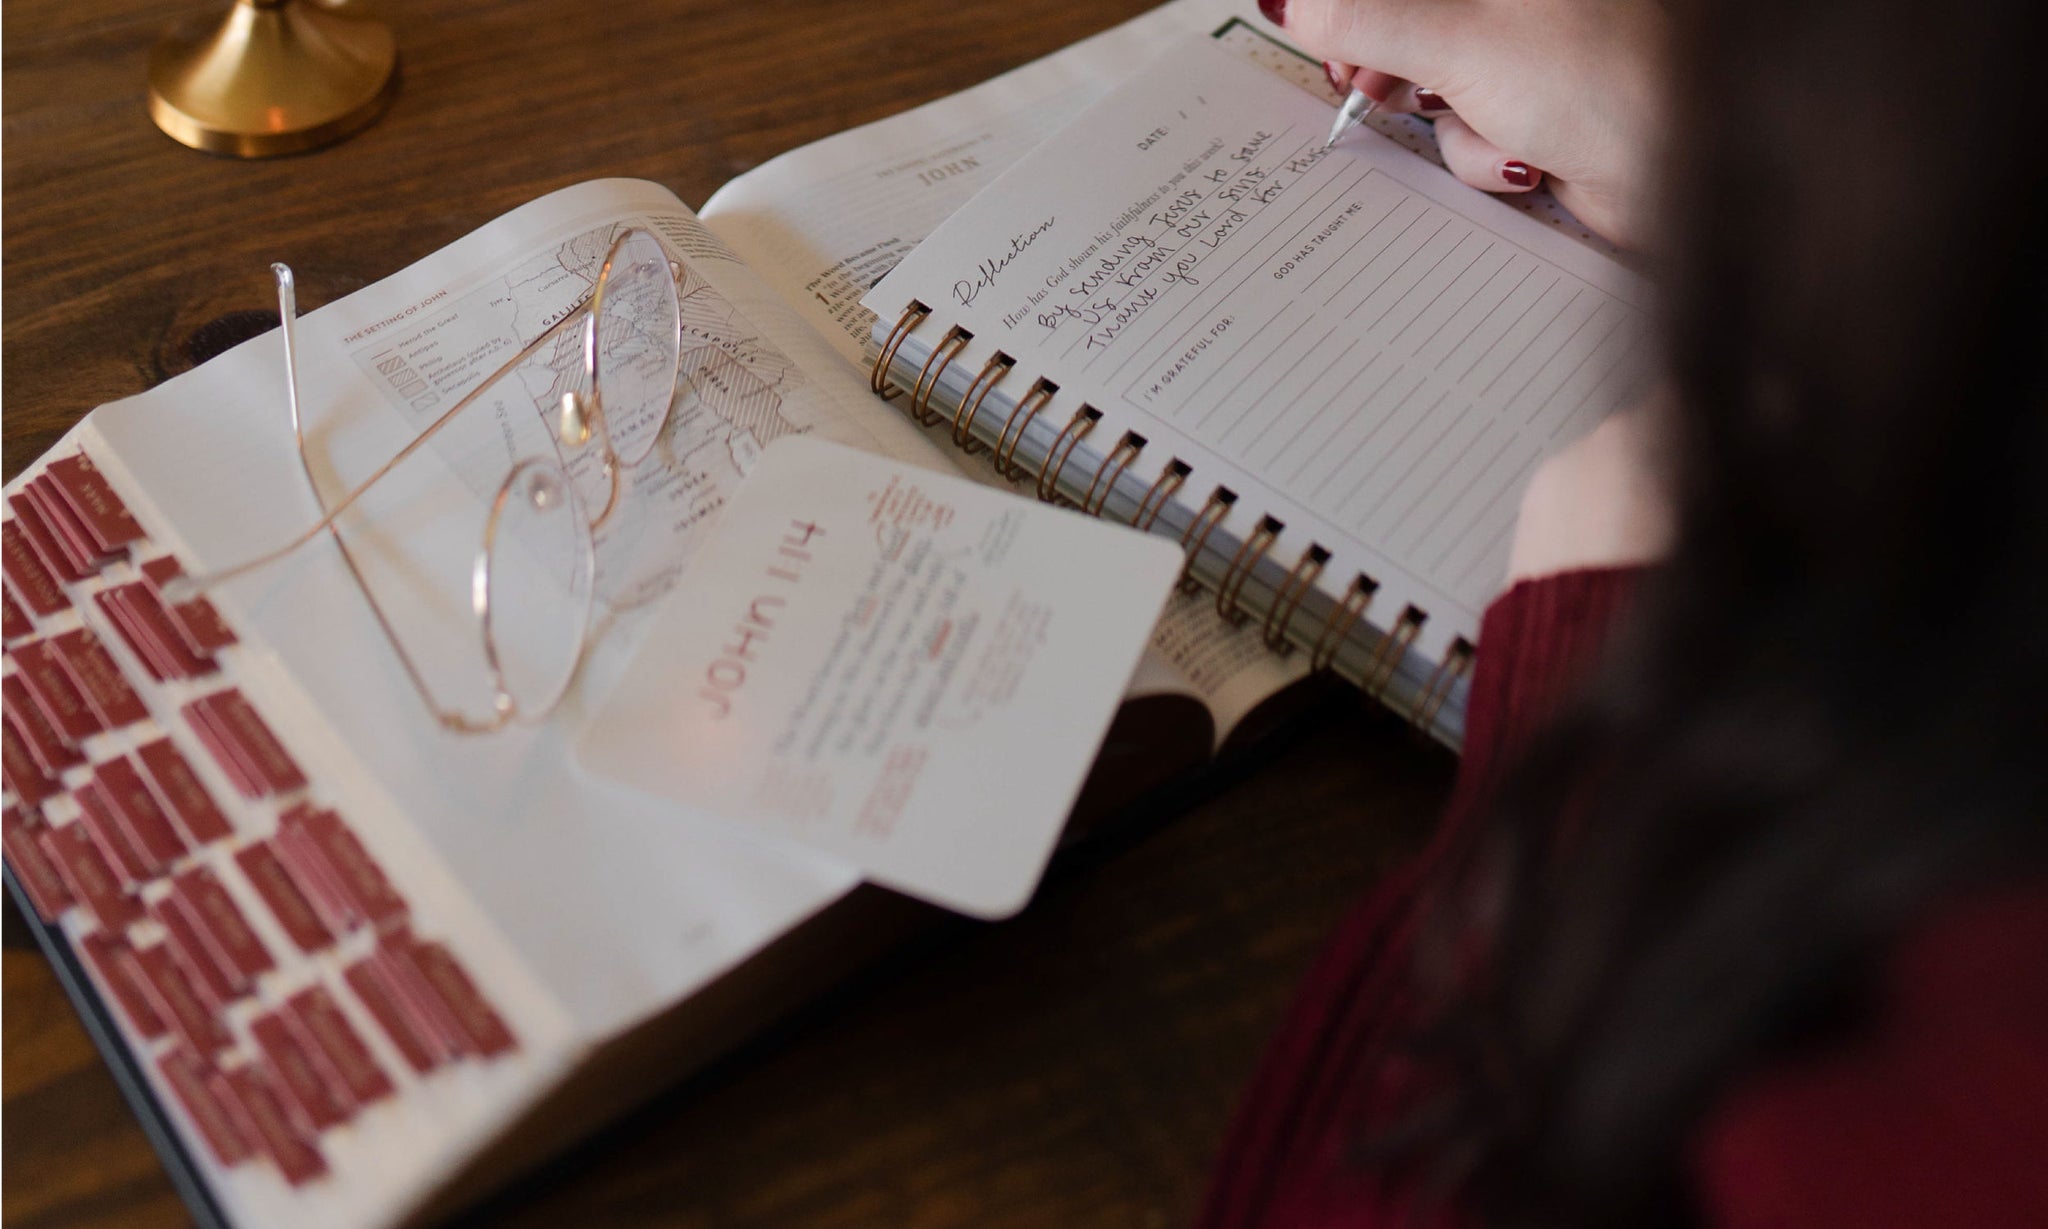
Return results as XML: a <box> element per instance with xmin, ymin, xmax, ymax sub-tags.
<box><xmin>148</xmin><ymin>0</ymin><xmax>398</xmax><ymax>158</ymax></box>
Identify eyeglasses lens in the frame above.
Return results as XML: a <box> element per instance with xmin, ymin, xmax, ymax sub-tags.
<box><xmin>481</xmin><ymin>457</ymin><xmax>596</xmax><ymax>718</ymax></box>
<box><xmin>589</xmin><ymin>228</ymin><xmax>684</xmax><ymax>468</ymax></box>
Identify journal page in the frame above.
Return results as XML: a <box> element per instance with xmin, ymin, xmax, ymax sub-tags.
<box><xmin>865</xmin><ymin>38</ymin><xmax>1654</xmax><ymax>656</ymax></box>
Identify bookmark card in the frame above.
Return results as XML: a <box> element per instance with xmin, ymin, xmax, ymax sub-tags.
<box><xmin>578</xmin><ymin>437</ymin><xmax>1181</xmax><ymax>918</ymax></box>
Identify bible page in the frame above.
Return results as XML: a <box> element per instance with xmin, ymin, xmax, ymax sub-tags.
<box><xmin>700</xmin><ymin>0</ymin><xmax>1247</xmax><ymax>367</ymax></box>
<box><xmin>702</xmin><ymin>1</ymin><xmax>1320</xmax><ymax>739</ymax></box>
<box><xmin>88</xmin><ymin>180</ymin><xmax>954</xmax><ymax>1046</ymax></box>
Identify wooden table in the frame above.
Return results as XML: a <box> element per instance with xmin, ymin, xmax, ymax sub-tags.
<box><xmin>2</xmin><ymin>1</ymin><xmax>1455</xmax><ymax>1223</ymax></box>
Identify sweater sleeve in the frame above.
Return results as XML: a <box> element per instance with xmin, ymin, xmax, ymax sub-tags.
<box><xmin>1197</xmin><ymin>565</ymin><xmax>2048</xmax><ymax>1229</ymax></box>
<box><xmin>1437</xmin><ymin>565</ymin><xmax>1638</xmax><ymax>843</ymax></box>
<box><xmin>1193</xmin><ymin>567</ymin><xmax>1642</xmax><ymax>1229</ymax></box>
<box><xmin>1694</xmin><ymin>883</ymin><xmax>2048</xmax><ymax>1228</ymax></box>
<box><xmin>1461</xmin><ymin>570</ymin><xmax>2048</xmax><ymax>1227</ymax></box>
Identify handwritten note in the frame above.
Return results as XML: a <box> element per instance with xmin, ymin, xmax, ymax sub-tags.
<box><xmin>577</xmin><ymin>437</ymin><xmax>1181</xmax><ymax>918</ymax></box>
<box><xmin>955</xmin><ymin>216</ymin><xmax>1057</xmax><ymax>309</ymax></box>
<box><xmin>866</xmin><ymin>37</ymin><xmax>1651</xmax><ymax>654</ymax></box>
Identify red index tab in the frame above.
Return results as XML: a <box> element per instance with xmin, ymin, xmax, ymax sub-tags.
<box><xmin>92</xmin><ymin>758</ymin><xmax>188</xmax><ymax>870</ymax></box>
<box><xmin>3</xmin><ymin>519</ymin><xmax>69</xmax><ymax>615</ymax></box>
<box><xmin>139</xmin><ymin>557</ymin><xmax>236</xmax><ymax>656</ymax></box>
<box><xmin>272</xmin><ymin>813</ymin><xmax>358</xmax><ymax>933</ymax></box>
<box><xmin>280</xmin><ymin>806</ymin><xmax>406</xmax><ymax>931</ymax></box>
<box><xmin>73</xmin><ymin>779</ymin><xmax>159</xmax><ymax>884</ymax></box>
<box><xmin>214</xmin><ymin>1066</ymin><xmax>328</xmax><ymax>1186</ymax></box>
<box><xmin>367</xmin><ymin>935</ymin><xmax>470</xmax><ymax>1060</ymax></box>
<box><xmin>49</xmin><ymin>628</ymin><xmax>149</xmax><ymax>729</ymax></box>
<box><xmin>39</xmin><ymin>821</ymin><xmax>144</xmax><ymax>930</ymax></box>
<box><xmin>170</xmin><ymin>866</ymin><xmax>274</xmax><ymax>983</ymax></box>
<box><xmin>94</xmin><ymin>588</ymin><xmax>170</xmax><ymax>683</ymax></box>
<box><xmin>3</xmin><ymin>590</ymin><xmax>30</xmax><ymax>641</ymax></box>
<box><xmin>4</xmin><ymin>806</ymin><xmax>75</xmax><ymax>921</ymax></box>
<box><xmin>343</xmin><ymin>956</ymin><xmax>445</xmax><ymax>1074</ymax></box>
<box><xmin>152</xmin><ymin>894</ymin><xmax>239</xmax><ymax>1009</ymax></box>
<box><xmin>183</xmin><ymin>699</ymin><xmax>257</xmax><ymax>798</ymax></box>
<box><xmin>4</xmin><ymin>676</ymin><xmax>84</xmax><ymax>777</ymax></box>
<box><xmin>284</xmin><ymin>986</ymin><xmax>394</xmax><ymax>1107</ymax></box>
<box><xmin>80</xmin><ymin>932</ymin><xmax>167</xmax><ymax>1038</ymax></box>
<box><xmin>159</xmin><ymin>1050</ymin><xmax>254</xmax><ymax>1167</ymax></box>
<box><xmin>12</xmin><ymin>639</ymin><xmax>103</xmax><ymax>744</ymax></box>
<box><xmin>234</xmin><ymin>841</ymin><xmax>334</xmax><ymax>954</ymax></box>
<box><xmin>184</xmin><ymin>690</ymin><xmax>303</xmax><ymax>797</ymax></box>
<box><xmin>45</xmin><ymin>454</ymin><xmax>145</xmax><ymax>554</ymax></box>
<box><xmin>124</xmin><ymin>942</ymin><xmax>230</xmax><ymax>1055</ymax></box>
<box><xmin>3</xmin><ymin>719</ymin><xmax>63</xmax><ymax>807</ymax></box>
<box><xmin>8</xmin><ymin>491</ymin><xmax>91</xmax><ymax>582</ymax></box>
<box><xmin>390</xmin><ymin>935</ymin><xmax>517</xmax><ymax>1058</ymax></box>
<box><xmin>250</xmin><ymin>1013</ymin><xmax>352</xmax><ymax>1132</ymax></box>
<box><xmin>106</xmin><ymin>584</ymin><xmax>214</xmax><ymax>680</ymax></box>
<box><xmin>26</xmin><ymin>476</ymin><xmax>117</xmax><ymax>572</ymax></box>
<box><xmin>135</xmin><ymin>739</ymin><xmax>232</xmax><ymax>845</ymax></box>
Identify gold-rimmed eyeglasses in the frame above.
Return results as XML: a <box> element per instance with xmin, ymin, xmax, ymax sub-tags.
<box><xmin>168</xmin><ymin>227</ymin><xmax>685</xmax><ymax>733</ymax></box>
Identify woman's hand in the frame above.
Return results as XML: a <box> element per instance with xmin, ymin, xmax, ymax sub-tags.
<box><xmin>1262</xmin><ymin>0</ymin><xmax>1667</xmax><ymax>247</ymax></box>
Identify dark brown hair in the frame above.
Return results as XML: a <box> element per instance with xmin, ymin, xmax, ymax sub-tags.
<box><xmin>1396</xmin><ymin>0</ymin><xmax>2048</xmax><ymax>1222</ymax></box>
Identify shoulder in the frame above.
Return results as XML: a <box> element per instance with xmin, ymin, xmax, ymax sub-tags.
<box><xmin>1506</xmin><ymin>398</ymin><xmax>1672</xmax><ymax>585</ymax></box>
<box><xmin>1694</xmin><ymin>881</ymin><xmax>2048</xmax><ymax>1228</ymax></box>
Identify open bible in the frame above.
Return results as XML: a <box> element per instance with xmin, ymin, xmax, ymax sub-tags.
<box><xmin>3</xmin><ymin>2</ymin><xmax>1643</xmax><ymax>1225</ymax></box>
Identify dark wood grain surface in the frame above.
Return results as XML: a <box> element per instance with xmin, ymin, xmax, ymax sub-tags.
<box><xmin>2</xmin><ymin>1</ymin><xmax>1454</xmax><ymax>1224</ymax></box>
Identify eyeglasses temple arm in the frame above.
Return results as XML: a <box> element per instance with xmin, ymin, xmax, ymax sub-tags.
<box><xmin>277</xmin><ymin>265</ymin><xmax>307</xmax><ymax>460</ymax></box>
<box><xmin>167</xmin><ymin>285</ymin><xmax>589</xmax><ymax>600</ymax></box>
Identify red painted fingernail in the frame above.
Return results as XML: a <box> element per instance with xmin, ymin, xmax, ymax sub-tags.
<box><xmin>1501</xmin><ymin>160</ymin><xmax>1536</xmax><ymax>188</ymax></box>
<box><xmin>1324</xmin><ymin>62</ymin><xmax>1352</xmax><ymax>97</ymax></box>
<box><xmin>1412</xmin><ymin>87</ymin><xmax>1450</xmax><ymax>113</ymax></box>
<box><xmin>1259</xmin><ymin>0</ymin><xmax>1288</xmax><ymax>24</ymax></box>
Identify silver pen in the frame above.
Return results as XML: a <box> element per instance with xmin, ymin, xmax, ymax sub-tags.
<box><xmin>1323</xmin><ymin>87</ymin><xmax>1376</xmax><ymax>150</ymax></box>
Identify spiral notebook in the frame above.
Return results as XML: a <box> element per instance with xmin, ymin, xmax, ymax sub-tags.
<box><xmin>861</xmin><ymin>37</ymin><xmax>1654</xmax><ymax>741</ymax></box>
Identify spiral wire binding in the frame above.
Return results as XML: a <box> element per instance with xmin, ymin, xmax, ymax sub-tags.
<box><xmin>952</xmin><ymin>353</ymin><xmax>1013</xmax><ymax>454</ymax></box>
<box><xmin>1036</xmin><ymin>407</ymin><xmax>1100</xmax><ymax>503</ymax></box>
<box><xmin>1263</xmin><ymin>543</ymin><xmax>1330</xmax><ymax>652</ymax></box>
<box><xmin>1215</xmin><ymin>515</ymin><xmax>1282</xmax><ymax>624</ymax></box>
<box><xmin>1311</xmin><ymin>573</ymin><xmax>1379</xmax><ymax>673</ymax></box>
<box><xmin>872</xmin><ymin>301</ymin><xmax>930</xmax><ymax>400</ymax></box>
<box><xmin>1131</xmin><ymin>460</ymin><xmax>1189</xmax><ymax>531</ymax></box>
<box><xmin>1364</xmin><ymin>605</ymin><xmax>1427</xmax><ymax>699</ymax></box>
<box><xmin>868</xmin><ymin>302</ymin><xmax>1475</xmax><ymax>737</ymax></box>
<box><xmin>1177</xmin><ymin>487</ymin><xmax>1236</xmax><ymax>591</ymax></box>
<box><xmin>908</xmin><ymin>325</ymin><xmax>971</xmax><ymax>427</ymax></box>
<box><xmin>1082</xmin><ymin>433</ymin><xmax>1146</xmax><ymax>518</ymax></box>
<box><xmin>994</xmin><ymin>380</ymin><xmax>1058</xmax><ymax>481</ymax></box>
<box><xmin>1410</xmin><ymin>636</ymin><xmax>1475</xmax><ymax>732</ymax></box>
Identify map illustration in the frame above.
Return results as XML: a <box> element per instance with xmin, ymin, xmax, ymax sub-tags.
<box><xmin>348</xmin><ymin>218</ymin><xmax>806</xmax><ymax>609</ymax></box>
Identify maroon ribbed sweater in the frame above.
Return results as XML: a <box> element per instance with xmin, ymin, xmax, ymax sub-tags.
<box><xmin>1195</xmin><ymin>567</ymin><xmax>2048</xmax><ymax>1228</ymax></box>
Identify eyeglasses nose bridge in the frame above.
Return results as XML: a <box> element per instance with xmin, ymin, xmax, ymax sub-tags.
<box><xmin>557</xmin><ymin>390</ymin><xmax>593</xmax><ymax>449</ymax></box>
